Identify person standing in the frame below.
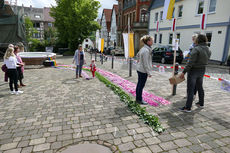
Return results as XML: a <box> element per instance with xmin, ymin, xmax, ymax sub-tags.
<box><xmin>180</xmin><ymin>34</ymin><xmax>211</xmax><ymax>112</ymax></box>
<box><xmin>73</xmin><ymin>45</ymin><xmax>86</xmax><ymax>78</ymax></box>
<box><xmin>185</xmin><ymin>34</ymin><xmax>198</xmax><ymax>99</ymax></box>
<box><xmin>3</xmin><ymin>47</ymin><xmax>23</xmax><ymax>95</ymax></box>
<box><xmin>14</xmin><ymin>46</ymin><xmax>26</xmax><ymax>87</ymax></box>
<box><xmin>90</xmin><ymin>59</ymin><xmax>96</xmax><ymax>78</ymax></box>
<box><xmin>136</xmin><ymin>35</ymin><xmax>154</xmax><ymax>105</ymax></box>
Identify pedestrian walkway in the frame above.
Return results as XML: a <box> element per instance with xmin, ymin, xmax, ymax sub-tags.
<box><xmin>0</xmin><ymin>53</ymin><xmax>230</xmax><ymax>153</ymax></box>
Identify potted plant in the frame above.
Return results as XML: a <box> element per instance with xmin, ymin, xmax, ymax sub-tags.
<box><xmin>227</xmin><ymin>55</ymin><xmax>230</xmax><ymax>66</ymax></box>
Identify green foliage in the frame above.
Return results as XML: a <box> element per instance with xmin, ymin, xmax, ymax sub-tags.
<box><xmin>44</xmin><ymin>27</ymin><xmax>57</xmax><ymax>45</ymax></box>
<box><xmin>83</xmin><ymin>68</ymin><xmax>165</xmax><ymax>133</ymax></box>
<box><xmin>63</xmin><ymin>51</ymin><xmax>74</xmax><ymax>56</ymax></box>
<box><xmin>24</xmin><ymin>17</ymin><xmax>38</xmax><ymax>42</ymax></box>
<box><xmin>50</xmin><ymin>0</ymin><xmax>101</xmax><ymax>51</ymax></box>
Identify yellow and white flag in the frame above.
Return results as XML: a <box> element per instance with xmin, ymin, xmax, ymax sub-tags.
<box><xmin>101</xmin><ymin>38</ymin><xmax>104</xmax><ymax>53</ymax></box>
<box><xmin>123</xmin><ymin>33</ymin><xmax>135</xmax><ymax>59</ymax></box>
<box><xmin>163</xmin><ymin>0</ymin><xmax>175</xmax><ymax>20</ymax></box>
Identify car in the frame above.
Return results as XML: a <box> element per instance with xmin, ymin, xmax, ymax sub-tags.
<box><xmin>152</xmin><ymin>45</ymin><xmax>184</xmax><ymax>64</ymax></box>
<box><xmin>104</xmin><ymin>47</ymin><xmax>114</xmax><ymax>55</ymax></box>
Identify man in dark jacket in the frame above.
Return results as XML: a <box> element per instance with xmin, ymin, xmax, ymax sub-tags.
<box><xmin>180</xmin><ymin>34</ymin><xmax>211</xmax><ymax>112</ymax></box>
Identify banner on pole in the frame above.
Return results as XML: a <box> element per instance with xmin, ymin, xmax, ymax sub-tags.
<box><xmin>156</xmin><ymin>21</ymin><xmax>159</xmax><ymax>32</ymax></box>
<box><xmin>200</xmin><ymin>13</ymin><xmax>207</xmax><ymax>30</ymax></box>
<box><xmin>123</xmin><ymin>33</ymin><xmax>129</xmax><ymax>59</ymax></box>
<box><xmin>172</xmin><ymin>38</ymin><xmax>179</xmax><ymax>51</ymax></box>
<box><xmin>129</xmin><ymin>33</ymin><xmax>134</xmax><ymax>58</ymax></box>
<box><xmin>163</xmin><ymin>0</ymin><xmax>175</xmax><ymax>20</ymax></box>
<box><xmin>101</xmin><ymin>38</ymin><xmax>104</xmax><ymax>53</ymax></box>
<box><xmin>98</xmin><ymin>38</ymin><xmax>101</xmax><ymax>51</ymax></box>
<box><xmin>171</xmin><ymin>18</ymin><xmax>176</xmax><ymax>32</ymax></box>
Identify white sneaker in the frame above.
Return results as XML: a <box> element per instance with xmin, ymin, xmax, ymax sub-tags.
<box><xmin>15</xmin><ymin>90</ymin><xmax>23</xmax><ymax>94</ymax></box>
<box><xmin>10</xmin><ymin>91</ymin><xmax>15</xmax><ymax>94</ymax></box>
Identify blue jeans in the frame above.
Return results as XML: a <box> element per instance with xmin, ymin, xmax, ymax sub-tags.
<box><xmin>136</xmin><ymin>71</ymin><xmax>148</xmax><ymax>102</ymax></box>
<box><xmin>186</xmin><ymin>69</ymin><xmax>205</xmax><ymax>109</ymax></box>
<box><xmin>76</xmin><ymin>60</ymin><xmax>84</xmax><ymax>76</ymax></box>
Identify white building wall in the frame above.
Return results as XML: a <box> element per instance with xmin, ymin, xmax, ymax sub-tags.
<box><xmin>101</xmin><ymin>14</ymin><xmax>108</xmax><ymax>47</ymax></box>
<box><xmin>82</xmin><ymin>38</ymin><xmax>94</xmax><ymax>50</ymax></box>
<box><xmin>149</xmin><ymin>0</ymin><xmax>230</xmax><ymax>62</ymax></box>
<box><xmin>110</xmin><ymin>9</ymin><xmax>117</xmax><ymax>47</ymax></box>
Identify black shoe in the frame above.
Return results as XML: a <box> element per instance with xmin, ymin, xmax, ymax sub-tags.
<box><xmin>195</xmin><ymin>102</ymin><xmax>204</xmax><ymax>108</ymax></box>
<box><xmin>179</xmin><ymin>106</ymin><xmax>191</xmax><ymax>112</ymax></box>
<box><xmin>136</xmin><ymin>100</ymin><xmax>148</xmax><ymax>105</ymax></box>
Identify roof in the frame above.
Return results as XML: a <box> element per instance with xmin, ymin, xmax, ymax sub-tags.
<box><xmin>102</xmin><ymin>9</ymin><xmax>112</xmax><ymax>32</ymax></box>
<box><xmin>44</xmin><ymin>7</ymin><xmax>54</xmax><ymax>22</ymax></box>
<box><xmin>0</xmin><ymin>5</ymin><xmax>15</xmax><ymax>17</ymax></box>
<box><xmin>150</xmin><ymin>0</ymin><xmax>182</xmax><ymax>10</ymax></box>
<box><xmin>111</xmin><ymin>5</ymin><xmax>118</xmax><ymax>25</ymax></box>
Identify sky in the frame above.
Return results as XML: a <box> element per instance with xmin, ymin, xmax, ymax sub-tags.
<box><xmin>16</xmin><ymin>0</ymin><xmax>118</xmax><ymax>18</ymax></box>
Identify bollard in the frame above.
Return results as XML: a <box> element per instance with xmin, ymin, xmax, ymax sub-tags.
<box><xmin>172</xmin><ymin>63</ymin><xmax>179</xmax><ymax>95</ymax></box>
<box><xmin>90</xmin><ymin>52</ymin><xmax>92</xmax><ymax>59</ymax></box>
<box><xmin>95</xmin><ymin>52</ymin><xmax>97</xmax><ymax>61</ymax></box>
<box><xmin>101</xmin><ymin>53</ymin><xmax>103</xmax><ymax>65</ymax></box>
<box><xmin>129</xmin><ymin>58</ymin><xmax>132</xmax><ymax>77</ymax></box>
<box><xmin>112</xmin><ymin>53</ymin><xmax>114</xmax><ymax>69</ymax></box>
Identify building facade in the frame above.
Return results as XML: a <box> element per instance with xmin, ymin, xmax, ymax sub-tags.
<box><xmin>100</xmin><ymin>9</ymin><xmax>112</xmax><ymax>48</ymax></box>
<box><xmin>149</xmin><ymin>0</ymin><xmax>230</xmax><ymax>63</ymax></box>
<box><xmin>117</xmin><ymin>0</ymin><xmax>152</xmax><ymax>54</ymax></box>
<box><xmin>110</xmin><ymin>5</ymin><xmax>118</xmax><ymax>48</ymax></box>
<box><xmin>12</xmin><ymin>5</ymin><xmax>55</xmax><ymax>41</ymax></box>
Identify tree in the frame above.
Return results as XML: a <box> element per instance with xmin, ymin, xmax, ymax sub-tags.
<box><xmin>24</xmin><ymin>17</ymin><xmax>37</xmax><ymax>42</ymax></box>
<box><xmin>44</xmin><ymin>27</ymin><xmax>57</xmax><ymax>46</ymax></box>
<box><xmin>50</xmin><ymin>0</ymin><xmax>101</xmax><ymax>51</ymax></box>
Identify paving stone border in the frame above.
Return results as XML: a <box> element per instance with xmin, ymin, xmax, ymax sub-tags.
<box><xmin>56</xmin><ymin>140</ymin><xmax>120</xmax><ymax>153</ymax></box>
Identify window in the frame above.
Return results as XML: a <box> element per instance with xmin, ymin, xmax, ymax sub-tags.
<box><xmin>197</xmin><ymin>0</ymin><xmax>204</xmax><ymax>14</ymax></box>
<box><xmin>34</xmin><ymin>14</ymin><xmax>41</xmax><ymax>19</ymax></box>
<box><xmin>160</xmin><ymin>11</ymin><xmax>163</xmax><ymax>21</ymax></box>
<box><xmin>172</xmin><ymin>8</ymin><xmax>175</xmax><ymax>18</ymax></box>
<box><xmin>209</xmin><ymin>0</ymin><xmax>216</xmax><ymax>13</ymax></box>
<box><xmin>169</xmin><ymin>34</ymin><xmax>173</xmax><ymax>44</ymax></box>
<box><xmin>33</xmin><ymin>22</ymin><xmax>40</xmax><ymax>28</ymax></box>
<box><xmin>48</xmin><ymin>23</ymin><xmax>52</xmax><ymax>27</ymax></box>
<box><xmin>154</xmin><ymin>34</ymin><xmax>157</xmax><ymax>43</ymax></box>
<box><xmin>86</xmin><ymin>39</ymin><xmax>88</xmax><ymax>42</ymax></box>
<box><xmin>206</xmin><ymin>32</ymin><xmax>212</xmax><ymax>47</ymax></box>
<box><xmin>159</xmin><ymin>34</ymin><xmax>162</xmax><ymax>44</ymax></box>
<box><xmin>141</xmin><ymin>9</ymin><xmax>148</xmax><ymax>22</ymax></box>
<box><xmin>133</xmin><ymin>12</ymin><xmax>135</xmax><ymax>23</ymax></box>
<box><xmin>178</xmin><ymin>5</ymin><xmax>183</xmax><ymax>17</ymax></box>
<box><xmin>176</xmin><ymin>33</ymin><xmax>180</xmax><ymax>44</ymax></box>
<box><xmin>155</xmin><ymin>12</ymin><xmax>158</xmax><ymax>22</ymax></box>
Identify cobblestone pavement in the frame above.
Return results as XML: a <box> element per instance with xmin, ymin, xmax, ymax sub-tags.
<box><xmin>0</xmin><ymin>54</ymin><xmax>230</xmax><ymax>153</ymax></box>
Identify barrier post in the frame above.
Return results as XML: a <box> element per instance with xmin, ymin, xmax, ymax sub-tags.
<box><xmin>129</xmin><ymin>58</ymin><xmax>132</xmax><ymax>77</ymax></box>
<box><xmin>95</xmin><ymin>52</ymin><xmax>97</xmax><ymax>61</ymax></box>
<box><xmin>112</xmin><ymin>53</ymin><xmax>114</xmax><ymax>69</ymax></box>
<box><xmin>172</xmin><ymin>63</ymin><xmax>179</xmax><ymax>95</ymax></box>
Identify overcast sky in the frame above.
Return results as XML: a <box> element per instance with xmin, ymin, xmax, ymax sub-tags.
<box><xmin>17</xmin><ymin>0</ymin><xmax>117</xmax><ymax>18</ymax></box>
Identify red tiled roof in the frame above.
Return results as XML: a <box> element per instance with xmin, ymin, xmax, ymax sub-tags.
<box><xmin>113</xmin><ymin>5</ymin><xmax>118</xmax><ymax>14</ymax></box>
<box><xmin>102</xmin><ymin>9</ymin><xmax>112</xmax><ymax>32</ymax></box>
<box><xmin>43</xmin><ymin>7</ymin><xmax>55</xmax><ymax>22</ymax></box>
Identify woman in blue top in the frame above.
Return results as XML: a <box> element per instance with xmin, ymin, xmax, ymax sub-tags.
<box><xmin>72</xmin><ymin>45</ymin><xmax>86</xmax><ymax>78</ymax></box>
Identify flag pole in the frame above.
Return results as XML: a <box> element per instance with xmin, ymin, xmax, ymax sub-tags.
<box><xmin>128</xmin><ymin>16</ymin><xmax>132</xmax><ymax>77</ymax></box>
<box><xmin>172</xmin><ymin>18</ymin><xmax>178</xmax><ymax>95</ymax></box>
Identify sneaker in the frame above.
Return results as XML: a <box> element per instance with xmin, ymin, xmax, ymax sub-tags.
<box><xmin>195</xmin><ymin>102</ymin><xmax>204</xmax><ymax>108</ymax></box>
<box><xmin>179</xmin><ymin>106</ymin><xmax>191</xmax><ymax>112</ymax></box>
<box><xmin>10</xmin><ymin>91</ymin><xmax>15</xmax><ymax>94</ymax></box>
<box><xmin>15</xmin><ymin>90</ymin><xmax>23</xmax><ymax>95</ymax></box>
<box><xmin>136</xmin><ymin>100</ymin><xmax>148</xmax><ymax>105</ymax></box>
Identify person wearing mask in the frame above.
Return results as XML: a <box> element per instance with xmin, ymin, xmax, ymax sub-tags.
<box><xmin>136</xmin><ymin>35</ymin><xmax>154</xmax><ymax>105</ymax></box>
<box><xmin>180</xmin><ymin>34</ymin><xmax>211</xmax><ymax>112</ymax></box>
